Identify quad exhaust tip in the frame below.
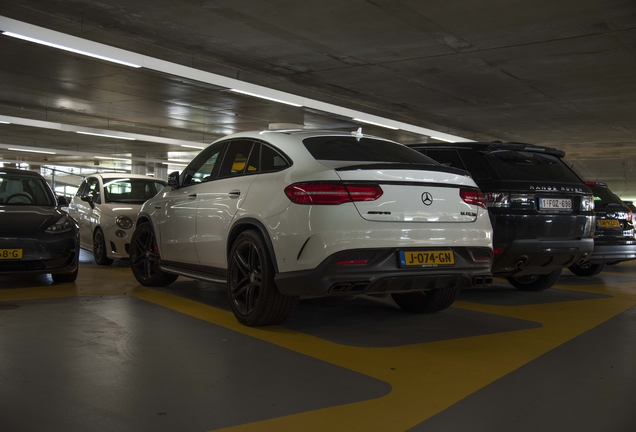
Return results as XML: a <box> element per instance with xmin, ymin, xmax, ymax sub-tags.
<box><xmin>472</xmin><ymin>276</ymin><xmax>493</xmax><ymax>287</ymax></box>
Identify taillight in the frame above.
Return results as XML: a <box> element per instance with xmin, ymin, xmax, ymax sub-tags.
<box><xmin>460</xmin><ymin>188</ymin><xmax>487</xmax><ymax>209</ymax></box>
<box><xmin>484</xmin><ymin>191</ymin><xmax>510</xmax><ymax>207</ymax></box>
<box><xmin>284</xmin><ymin>183</ymin><xmax>383</xmax><ymax>205</ymax></box>
<box><xmin>627</xmin><ymin>210</ymin><xmax>633</xmax><ymax>222</ymax></box>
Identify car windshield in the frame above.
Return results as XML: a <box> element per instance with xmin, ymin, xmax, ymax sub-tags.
<box><xmin>303</xmin><ymin>137</ymin><xmax>438</xmax><ymax>164</ymax></box>
<box><xmin>103</xmin><ymin>178</ymin><xmax>166</xmax><ymax>204</ymax></box>
<box><xmin>0</xmin><ymin>172</ymin><xmax>55</xmax><ymax>206</ymax></box>
<box><xmin>484</xmin><ymin>149</ymin><xmax>582</xmax><ymax>182</ymax></box>
<box><xmin>590</xmin><ymin>185</ymin><xmax>626</xmax><ymax>209</ymax></box>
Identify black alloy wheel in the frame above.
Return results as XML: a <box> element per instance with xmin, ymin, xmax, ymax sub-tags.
<box><xmin>51</xmin><ymin>268</ymin><xmax>78</xmax><ymax>283</ymax></box>
<box><xmin>568</xmin><ymin>262</ymin><xmax>606</xmax><ymax>277</ymax></box>
<box><xmin>506</xmin><ymin>268</ymin><xmax>562</xmax><ymax>291</ymax></box>
<box><xmin>129</xmin><ymin>222</ymin><xmax>178</xmax><ymax>286</ymax></box>
<box><xmin>228</xmin><ymin>230</ymin><xmax>296</xmax><ymax>326</ymax></box>
<box><xmin>93</xmin><ymin>228</ymin><xmax>114</xmax><ymax>265</ymax></box>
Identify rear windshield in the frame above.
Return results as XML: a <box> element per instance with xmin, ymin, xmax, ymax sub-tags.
<box><xmin>303</xmin><ymin>137</ymin><xmax>438</xmax><ymax>164</ymax></box>
<box><xmin>485</xmin><ymin>150</ymin><xmax>582</xmax><ymax>183</ymax></box>
<box><xmin>590</xmin><ymin>186</ymin><xmax>626</xmax><ymax>209</ymax></box>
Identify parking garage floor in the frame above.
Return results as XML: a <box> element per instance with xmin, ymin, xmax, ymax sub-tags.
<box><xmin>1</xmin><ymin>251</ymin><xmax>635</xmax><ymax>432</ymax></box>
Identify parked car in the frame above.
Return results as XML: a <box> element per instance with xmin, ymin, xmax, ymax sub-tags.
<box><xmin>67</xmin><ymin>173</ymin><xmax>166</xmax><ymax>265</ymax></box>
<box><xmin>129</xmin><ymin>129</ymin><xmax>494</xmax><ymax>326</ymax></box>
<box><xmin>408</xmin><ymin>142</ymin><xmax>596</xmax><ymax>291</ymax></box>
<box><xmin>568</xmin><ymin>182</ymin><xmax>636</xmax><ymax>276</ymax></box>
<box><xmin>0</xmin><ymin>167</ymin><xmax>79</xmax><ymax>282</ymax></box>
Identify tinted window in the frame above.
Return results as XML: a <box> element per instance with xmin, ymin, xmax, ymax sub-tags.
<box><xmin>591</xmin><ymin>186</ymin><xmax>626</xmax><ymax>209</ymax></box>
<box><xmin>261</xmin><ymin>144</ymin><xmax>290</xmax><ymax>172</ymax></box>
<box><xmin>303</xmin><ymin>137</ymin><xmax>437</xmax><ymax>164</ymax></box>
<box><xmin>183</xmin><ymin>143</ymin><xmax>226</xmax><ymax>185</ymax></box>
<box><xmin>218</xmin><ymin>140</ymin><xmax>256</xmax><ymax>178</ymax></box>
<box><xmin>424</xmin><ymin>149</ymin><xmax>465</xmax><ymax>170</ymax></box>
<box><xmin>103</xmin><ymin>178</ymin><xmax>166</xmax><ymax>203</ymax></box>
<box><xmin>484</xmin><ymin>150</ymin><xmax>581</xmax><ymax>182</ymax></box>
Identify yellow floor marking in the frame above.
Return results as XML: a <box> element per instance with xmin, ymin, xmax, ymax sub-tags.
<box><xmin>2</xmin><ymin>267</ymin><xmax>636</xmax><ymax>432</ymax></box>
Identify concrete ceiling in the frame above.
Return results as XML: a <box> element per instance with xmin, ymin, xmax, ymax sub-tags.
<box><xmin>0</xmin><ymin>0</ymin><xmax>635</xmax><ymax>196</ymax></box>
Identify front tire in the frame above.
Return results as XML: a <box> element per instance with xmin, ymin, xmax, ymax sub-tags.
<box><xmin>228</xmin><ymin>230</ymin><xmax>296</xmax><ymax>326</ymax></box>
<box><xmin>568</xmin><ymin>262</ymin><xmax>606</xmax><ymax>277</ymax></box>
<box><xmin>129</xmin><ymin>222</ymin><xmax>178</xmax><ymax>287</ymax></box>
<box><xmin>506</xmin><ymin>268</ymin><xmax>562</xmax><ymax>291</ymax></box>
<box><xmin>391</xmin><ymin>287</ymin><xmax>460</xmax><ymax>313</ymax></box>
<box><xmin>93</xmin><ymin>228</ymin><xmax>114</xmax><ymax>266</ymax></box>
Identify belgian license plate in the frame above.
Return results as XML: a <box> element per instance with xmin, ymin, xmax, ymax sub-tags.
<box><xmin>400</xmin><ymin>250</ymin><xmax>455</xmax><ymax>267</ymax></box>
<box><xmin>598</xmin><ymin>219</ymin><xmax>621</xmax><ymax>228</ymax></box>
<box><xmin>0</xmin><ymin>249</ymin><xmax>22</xmax><ymax>260</ymax></box>
<box><xmin>539</xmin><ymin>198</ymin><xmax>572</xmax><ymax>210</ymax></box>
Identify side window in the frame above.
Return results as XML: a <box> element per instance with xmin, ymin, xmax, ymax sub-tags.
<box><xmin>261</xmin><ymin>144</ymin><xmax>290</xmax><ymax>172</ymax></box>
<box><xmin>218</xmin><ymin>140</ymin><xmax>256</xmax><ymax>178</ymax></box>
<box><xmin>76</xmin><ymin>179</ymin><xmax>88</xmax><ymax>197</ymax></box>
<box><xmin>182</xmin><ymin>143</ymin><xmax>226</xmax><ymax>186</ymax></box>
<box><xmin>86</xmin><ymin>178</ymin><xmax>101</xmax><ymax>204</ymax></box>
<box><xmin>424</xmin><ymin>149</ymin><xmax>466</xmax><ymax>170</ymax></box>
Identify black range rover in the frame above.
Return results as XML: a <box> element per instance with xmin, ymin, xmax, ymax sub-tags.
<box><xmin>568</xmin><ymin>182</ymin><xmax>636</xmax><ymax>276</ymax></box>
<box><xmin>409</xmin><ymin>142</ymin><xmax>595</xmax><ymax>291</ymax></box>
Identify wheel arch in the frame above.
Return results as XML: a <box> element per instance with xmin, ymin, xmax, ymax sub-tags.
<box><xmin>227</xmin><ymin>218</ymin><xmax>279</xmax><ymax>273</ymax></box>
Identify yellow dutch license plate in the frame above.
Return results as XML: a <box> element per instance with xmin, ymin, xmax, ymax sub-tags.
<box><xmin>400</xmin><ymin>250</ymin><xmax>455</xmax><ymax>267</ymax></box>
<box><xmin>598</xmin><ymin>219</ymin><xmax>621</xmax><ymax>228</ymax></box>
<box><xmin>0</xmin><ymin>249</ymin><xmax>23</xmax><ymax>260</ymax></box>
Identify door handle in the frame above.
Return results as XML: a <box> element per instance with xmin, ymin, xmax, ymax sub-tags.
<box><xmin>229</xmin><ymin>190</ymin><xmax>241</xmax><ymax>198</ymax></box>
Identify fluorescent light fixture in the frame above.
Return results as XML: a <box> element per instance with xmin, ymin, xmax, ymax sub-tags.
<box><xmin>229</xmin><ymin>89</ymin><xmax>303</xmax><ymax>107</ymax></box>
<box><xmin>0</xmin><ymin>121</ymin><xmax>10</xmax><ymax>124</ymax></box>
<box><xmin>168</xmin><ymin>159</ymin><xmax>189</xmax><ymax>163</ymax></box>
<box><xmin>430</xmin><ymin>136</ymin><xmax>456</xmax><ymax>143</ymax></box>
<box><xmin>180</xmin><ymin>144</ymin><xmax>206</xmax><ymax>150</ymax></box>
<box><xmin>95</xmin><ymin>156</ymin><xmax>131</xmax><ymax>162</ymax></box>
<box><xmin>8</xmin><ymin>147</ymin><xmax>56</xmax><ymax>154</ymax></box>
<box><xmin>352</xmin><ymin>118</ymin><xmax>399</xmax><ymax>130</ymax></box>
<box><xmin>77</xmin><ymin>131</ymin><xmax>136</xmax><ymax>140</ymax></box>
<box><xmin>2</xmin><ymin>31</ymin><xmax>142</xmax><ymax>68</ymax></box>
<box><xmin>163</xmin><ymin>161</ymin><xmax>188</xmax><ymax>167</ymax></box>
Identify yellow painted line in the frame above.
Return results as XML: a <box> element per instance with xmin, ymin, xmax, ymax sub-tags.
<box><xmin>130</xmin><ymin>283</ymin><xmax>636</xmax><ymax>432</ymax></box>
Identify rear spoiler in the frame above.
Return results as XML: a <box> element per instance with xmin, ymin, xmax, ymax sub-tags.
<box><xmin>483</xmin><ymin>143</ymin><xmax>565</xmax><ymax>158</ymax></box>
<box><xmin>335</xmin><ymin>162</ymin><xmax>470</xmax><ymax>177</ymax></box>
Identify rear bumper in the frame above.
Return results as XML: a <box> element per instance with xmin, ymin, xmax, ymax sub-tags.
<box><xmin>493</xmin><ymin>238</ymin><xmax>595</xmax><ymax>277</ymax></box>
<box><xmin>274</xmin><ymin>247</ymin><xmax>493</xmax><ymax>296</ymax></box>
<box><xmin>588</xmin><ymin>238</ymin><xmax>636</xmax><ymax>263</ymax></box>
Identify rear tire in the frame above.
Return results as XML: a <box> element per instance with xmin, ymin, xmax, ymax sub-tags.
<box><xmin>228</xmin><ymin>230</ymin><xmax>297</xmax><ymax>326</ymax></box>
<box><xmin>51</xmin><ymin>267</ymin><xmax>78</xmax><ymax>283</ymax></box>
<box><xmin>93</xmin><ymin>228</ymin><xmax>114</xmax><ymax>266</ymax></box>
<box><xmin>391</xmin><ymin>287</ymin><xmax>460</xmax><ymax>313</ymax></box>
<box><xmin>568</xmin><ymin>262</ymin><xmax>606</xmax><ymax>277</ymax></box>
<box><xmin>129</xmin><ymin>222</ymin><xmax>178</xmax><ymax>286</ymax></box>
<box><xmin>506</xmin><ymin>268</ymin><xmax>562</xmax><ymax>291</ymax></box>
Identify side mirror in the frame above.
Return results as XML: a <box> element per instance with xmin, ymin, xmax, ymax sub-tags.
<box><xmin>80</xmin><ymin>195</ymin><xmax>95</xmax><ymax>209</ymax></box>
<box><xmin>57</xmin><ymin>195</ymin><xmax>69</xmax><ymax>206</ymax></box>
<box><xmin>168</xmin><ymin>171</ymin><xmax>180</xmax><ymax>188</ymax></box>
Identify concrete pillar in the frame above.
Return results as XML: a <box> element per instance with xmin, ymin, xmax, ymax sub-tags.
<box><xmin>154</xmin><ymin>164</ymin><xmax>168</xmax><ymax>181</ymax></box>
<box><xmin>131</xmin><ymin>163</ymin><xmax>146</xmax><ymax>175</ymax></box>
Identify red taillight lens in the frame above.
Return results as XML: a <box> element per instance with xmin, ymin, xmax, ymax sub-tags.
<box><xmin>627</xmin><ymin>210</ymin><xmax>632</xmax><ymax>222</ymax></box>
<box><xmin>460</xmin><ymin>188</ymin><xmax>487</xmax><ymax>209</ymax></box>
<box><xmin>284</xmin><ymin>183</ymin><xmax>383</xmax><ymax>205</ymax></box>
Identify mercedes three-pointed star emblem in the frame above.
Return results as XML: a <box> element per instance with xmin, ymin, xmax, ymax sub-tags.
<box><xmin>421</xmin><ymin>192</ymin><xmax>433</xmax><ymax>206</ymax></box>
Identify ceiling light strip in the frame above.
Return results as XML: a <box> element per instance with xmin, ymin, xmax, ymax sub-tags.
<box><xmin>77</xmin><ymin>131</ymin><xmax>136</xmax><ymax>140</ymax></box>
<box><xmin>8</xmin><ymin>147</ymin><xmax>56</xmax><ymax>154</ymax></box>
<box><xmin>0</xmin><ymin>16</ymin><xmax>471</xmax><ymax>143</ymax></box>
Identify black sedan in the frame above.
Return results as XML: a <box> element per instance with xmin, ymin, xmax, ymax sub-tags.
<box><xmin>0</xmin><ymin>167</ymin><xmax>79</xmax><ymax>282</ymax></box>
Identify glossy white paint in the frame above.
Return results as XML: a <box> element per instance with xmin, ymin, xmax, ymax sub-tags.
<box><xmin>142</xmin><ymin>130</ymin><xmax>493</xmax><ymax>276</ymax></box>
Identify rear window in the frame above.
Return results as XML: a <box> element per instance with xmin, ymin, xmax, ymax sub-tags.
<box><xmin>590</xmin><ymin>186</ymin><xmax>625</xmax><ymax>209</ymax></box>
<box><xmin>485</xmin><ymin>150</ymin><xmax>581</xmax><ymax>183</ymax></box>
<box><xmin>303</xmin><ymin>137</ymin><xmax>437</xmax><ymax>164</ymax></box>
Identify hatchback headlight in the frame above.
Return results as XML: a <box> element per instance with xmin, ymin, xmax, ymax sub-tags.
<box><xmin>116</xmin><ymin>215</ymin><xmax>134</xmax><ymax>229</ymax></box>
<box><xmin>45</xmin><ymin>215</ymin><xmax>74</xmax><ymax>234</ymax></box>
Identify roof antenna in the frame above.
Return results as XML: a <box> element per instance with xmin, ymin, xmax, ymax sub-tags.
<box><xmin>351</xmin><ymin>127</ymin><xmax>363</xmax><ymax>142</ymax></box>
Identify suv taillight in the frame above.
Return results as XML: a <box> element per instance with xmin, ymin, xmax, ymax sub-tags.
<box><xmin>284</xmin><ymin>183</ymin><xmax>383</xmax><ymax>205</ymax></box>
<box><xmin>460</xmin><ymin>188</ymin><xmax>487</xmax><ymax>209</ymax></box>
<box><xmin>580</xmin><ymin>194</ymin><xmax>594</xmax><ymax>212</ymax></box>
<box><xmin>627</xmin><ymin>210</ymin><xmax>633</xmax><ymax>222</ymax></box>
